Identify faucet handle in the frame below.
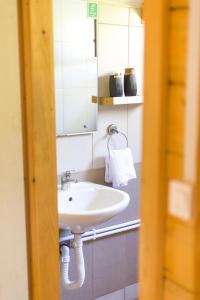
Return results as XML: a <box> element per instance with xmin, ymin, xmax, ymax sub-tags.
<box><xmin>65</xmin><ymin>170</ymin><xmax>76</xmax><ymax>178</ymax></box>
<box><xmin>63</xmin><ymin>170</ymin><xmax>76</xmax><ymax>178</ymax></box>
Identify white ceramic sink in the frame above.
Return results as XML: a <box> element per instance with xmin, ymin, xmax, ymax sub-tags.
<box><xmin>58</xmin><ymin>182</ymin><xmax>130</xmax><ymax>233</ymax></box>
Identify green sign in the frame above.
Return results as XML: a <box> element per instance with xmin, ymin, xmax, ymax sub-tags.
<box><xmin>87</xmin><ymin>1</ymin><xmax>98</xmax><ymax>19</ymax></box>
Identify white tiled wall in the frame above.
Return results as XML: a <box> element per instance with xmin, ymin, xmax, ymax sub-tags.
<box><xmin>94</xmin><ymin>283</ymin><xmax>139</xmax><ymax>300</ymax></box>
<box><xmin>98</xmin><ymin>3</ymin><xmax>129</xmax><ymax>25</ymax></box>
<box><xmin>98</xmin><ymin>24</ymin><xmax>129</xmax><ymax>97</ymax></box>
<box><xmin>54</xmin><ymin>2</ymin><xmax>144</xmax><ymax>174</ymax></box>
<box><xmin>129</xmin><ymin>26</ymin><xmax>144</xmax><ymax>96</ymax></box>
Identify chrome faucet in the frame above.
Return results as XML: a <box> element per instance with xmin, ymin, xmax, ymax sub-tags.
<box><xmin>61</xmin><ymin>170</ymin><xmax>77</xmax><ymax>190</ymax></box>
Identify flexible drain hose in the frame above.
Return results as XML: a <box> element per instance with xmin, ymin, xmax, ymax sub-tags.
<box><xmin>60</xmin><ymin>234</ymin><xmax>85</xmax><ymax>290</ymax></box>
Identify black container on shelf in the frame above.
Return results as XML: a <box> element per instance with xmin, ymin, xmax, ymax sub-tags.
<box><xmin>109</xmin><ymin>73</ymin><xmax>123</xmax><ymax>97</ymax></box>
<box><xmin>124</xmin><ymin>68</ymin><xmax>137</xmax><ymax>96</ymax></box>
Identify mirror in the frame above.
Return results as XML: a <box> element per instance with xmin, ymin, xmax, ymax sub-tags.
<box><xmin>53</xmin><ymin>0</ymin><xmax>98</xmax><ymax>136</ymax></box>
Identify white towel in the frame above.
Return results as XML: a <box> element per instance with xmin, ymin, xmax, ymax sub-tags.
<box><xmin>105</xmin><ymin>148</ymin><xmax>137</xmax><ymax>187</ymax></box>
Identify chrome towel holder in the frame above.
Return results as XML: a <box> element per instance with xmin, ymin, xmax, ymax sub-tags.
<box><xmin>107</xmin><ymin>124</ymin><xmax>128</xmax><ymax>151</ymax></box>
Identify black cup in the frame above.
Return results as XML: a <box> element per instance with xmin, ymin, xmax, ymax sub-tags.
<box><xmin>124</xmin><ymin>68</ymin><xmax>137</xmax><ymax>96</ymax></box>
<box><xmin>109</xmin><ymin>73</ymin><xmax>123</xmax><ymax>97</ymax></box>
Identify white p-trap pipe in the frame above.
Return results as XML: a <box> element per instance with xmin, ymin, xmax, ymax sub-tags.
<box><xmin>60</xmin><ymin>234</ymin><xmax>85</xmax><ymax>290</ymax></box>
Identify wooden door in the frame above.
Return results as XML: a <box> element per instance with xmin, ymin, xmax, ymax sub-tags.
<box><xmin>140</xmin><ymin>0</ymin><xmax>200</xmax><ymax>300</ymax></box>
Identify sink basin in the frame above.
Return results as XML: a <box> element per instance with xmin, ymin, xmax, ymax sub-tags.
<box><xmin>58</xmin><ymin>182</ymin><xmax>130</xmax><ymax>233</ymax></box>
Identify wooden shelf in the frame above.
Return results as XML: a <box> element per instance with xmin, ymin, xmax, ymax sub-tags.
<box><xmin>92</xmin><ymin>96</ymin><xmax>143</xmax><ymax>106</ymax></box>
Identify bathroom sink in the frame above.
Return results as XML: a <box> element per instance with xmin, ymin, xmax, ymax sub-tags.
<box><xmin>58</xmin><ymin>182</ymin><xmax>130</xmax><ymax>233</ymax></box>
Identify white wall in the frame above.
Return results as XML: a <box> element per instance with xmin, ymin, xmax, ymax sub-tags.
<box><xmin>54</xmin><ymin>1</ymin><xmax>144</xmax><ymax>174</ymax></box>
<box><xmin>0</xmin><ymin>1</ymin><xmax>28</xmax><ymax>299</ymax></box>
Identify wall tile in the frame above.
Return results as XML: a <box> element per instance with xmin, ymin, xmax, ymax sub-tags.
<box><xmin>55</xmin><ymin>89</ymin><xmax>63</xmax><ymax>134</ymax></box>
<box><xmin>98</xmin><ymin>24</ymin><xmax>129</xmax><ymax>97</ymax></box>
<box><xmin>97</xmin><ymin>106</ymin><xmax>128</xmax><ymax>133</ymax></box>
<box><xmin>93</xmin><ymin>105</ymin><xmax>128</xmax><ymax>169</ymax></box>
<box><xmin>56</xmin><ymin>138</ymin><xmax>63</xmax><ymax>175</ymax></box>
<box><xmin>61</xmin><ymin>0</ymin><xmax>88</xmax><ymax>43</ymax></box>
<box><xmin>60</xmin><ymin>242</ymin><xmax>93</xmax><ymax>300</ymax></box>
<box><xmin>95</xmin><ymin>289</ymin><xmax>125</xmax><ymax>300</ymax></box>
<box><xmin>124</xmin><ymin>231</ymin><xmax>139</xmax><ymax>287</ymax></box>
<box><xmin>125</xmin><ymin>283</ymin><xmax>139</xmax><ymax>300</ymax></box>
<box><xmin>93</xmin><ymin>234</ymin><xmax>126</xmax><ymax>298</ymax></box>
<box><xmin>99</xmin><ymin>3</ymin><xmax>129</xmax><ymax>26</ymax></box>
<box><xmin>128</xmin><ymin>26</ymin><xmax>144</xmax><ymax>96</ymax></box>
<box><xmin>119</xmin><ymin>163</ymin><xmax>141</xmax><ymax>222</ymax></box>
<box><xmin>60</xmin><ymin>135</ymin><xmax>93</xmax><ymax>174</ymax></box>
<box><xmin>54</xmin><ymin>42</ymin><xmax>62</xmax><ymax>89</ymax></box>
<box><xmin>126</xmin><ymin>180</ymin><xmax>140</xmax><ymax>221</ymax></box>
<box><xmin>52</xmin><ymin>0</ymin><xmax>63</xmax><ymax>41</ymax></box>
<box><xmin>128</xmin><ymin>106</ymin><xmax>143</xmax><ymax>163</ymax></box>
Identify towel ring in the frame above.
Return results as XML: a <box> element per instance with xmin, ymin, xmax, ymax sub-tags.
<box><xmin>107</xmin><ymin>124</ymin><xmax>128</xmax><ymax>151</ymax></box>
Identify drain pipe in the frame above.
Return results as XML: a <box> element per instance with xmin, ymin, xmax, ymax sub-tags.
<box><xmin>60</xmin><ymin>234</ymin><xmax>85</xmax><ymax>290</ymax></box>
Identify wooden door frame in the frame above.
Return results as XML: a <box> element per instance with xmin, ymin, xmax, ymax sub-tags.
<box><xmin>18</xmin><ymin>0</ymin><xmax>197</xmax><ymax>300</ymax></box>
<box><xmin>18</xmin><ymin>1</ymin><xmax>60</xmax><ymax>300</ymax></box>
<box><xmin>139</xmin><ymin>1</ymin><xmax>168</xmax><ymax>300</ymax></box>
<box><xmin>17</xmin><ymin>0</ymin><xmax>168</xmax><ymax>299</ymax></box>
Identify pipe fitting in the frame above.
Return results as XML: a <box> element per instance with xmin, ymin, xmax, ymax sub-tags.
<box><xmin>60</xmin><ymin>234</ymin><xmax>85</xmax><ymax>290</ymax></box>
